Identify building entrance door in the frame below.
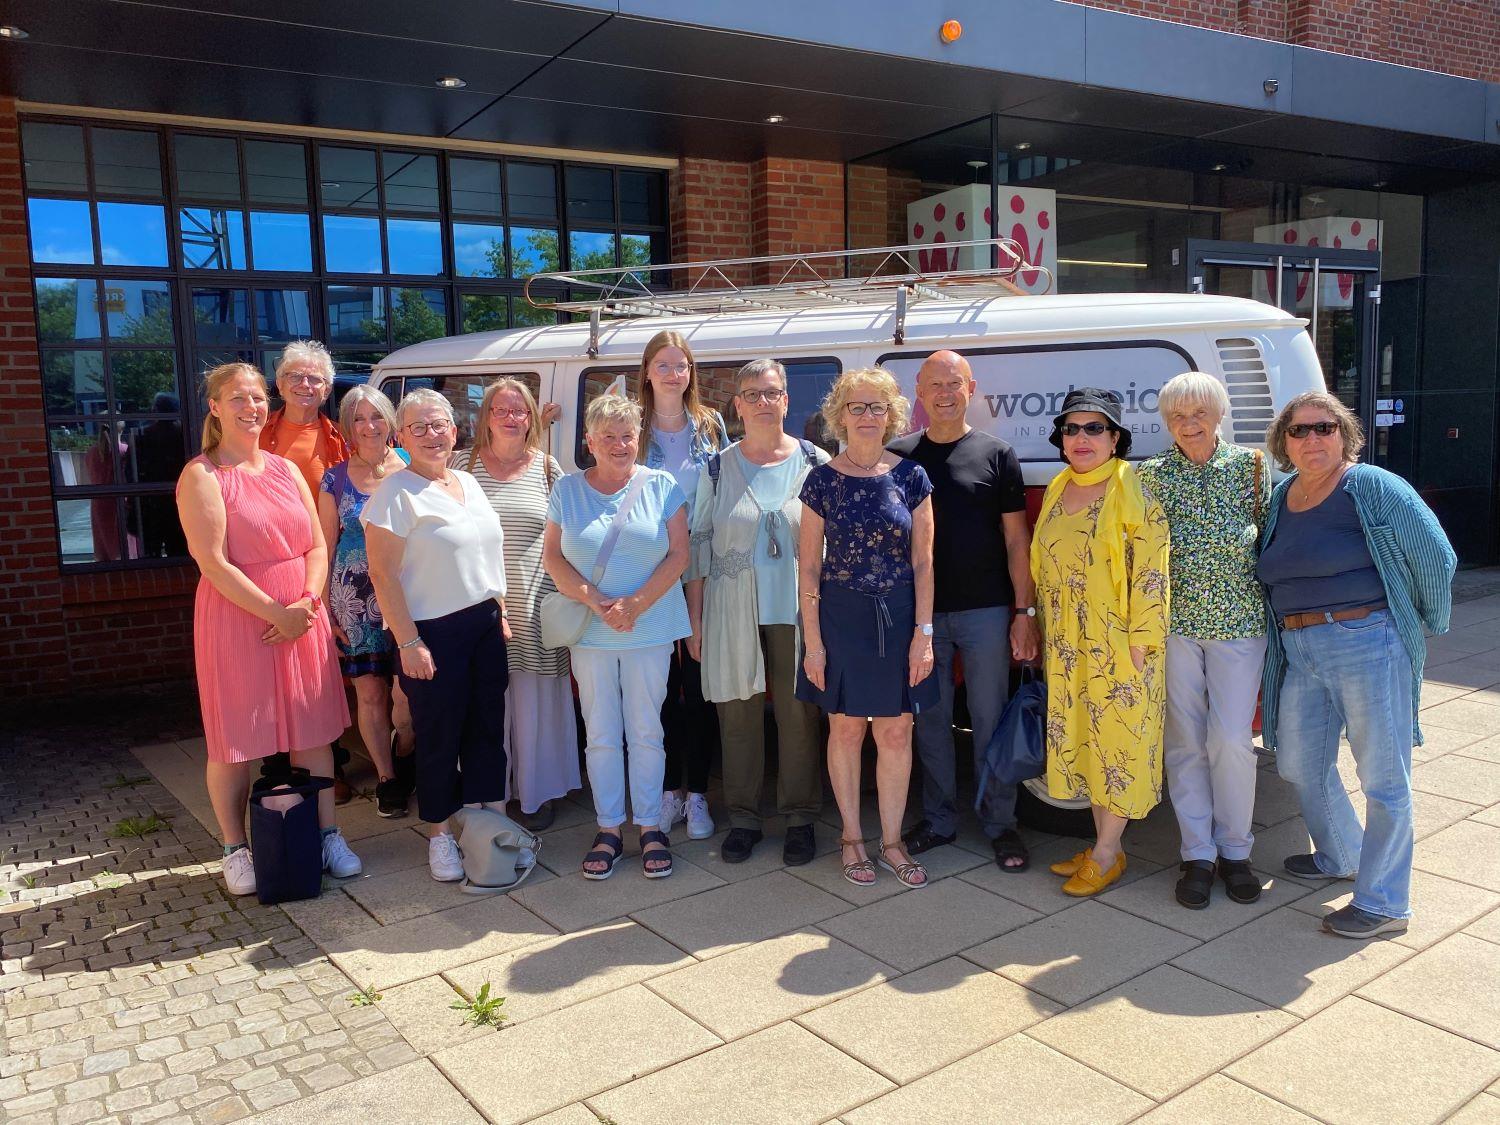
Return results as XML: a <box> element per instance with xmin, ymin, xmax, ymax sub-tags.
<box><xmin>1186</xmin><ymin>239</ymin><xmax>1382</xmax><ymax>447</ymax></box>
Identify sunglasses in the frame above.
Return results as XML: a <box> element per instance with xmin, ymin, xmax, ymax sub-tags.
<box><xmin>1060</xmin><ymin>421</ymin><xmax>1112</xmax><ymax>437</ymax></box>
<box><xmin>1287</xmin><ymin>421</ymin><xmax>1340</xmax><ymax>439</ymax></box>
<box><xmin>846</xmin><ymin>402</ymin><xmax>891</xmax><ymax>417</ymax></box>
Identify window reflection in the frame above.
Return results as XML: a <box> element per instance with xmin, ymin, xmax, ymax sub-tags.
<box><xmin>36</xmin><ymin>278</ymin><xmax>101</xmax><ymax>344</ymax></box>
<box><xmin>104</xmin><ymin>280</ymin><xmax>174</xmax><ymax>343</ymax></box>
<box><xmin>390</xmin><ymin>288</ymin><xmax>447</xmax><ymax>347</ymax></box>
<box><xmin>619</xmin><ymin>171</ymin><xmax>664</xmax><ymax>225</ymax></box>
<box><xmin>327</xmin><ymin>285</ymin><xmax>385</xmax><ymax>345</ymax></box>
<box><xmin>192</xmin><ymin>288</ymin><xmax>251</xmax><ymax>346</ymax></box>
<box><xmin>245</xmin><ymin>140</ymin><xmax>308</xmax><ymax>206</ymax></box>
<box><xmin>386</xmin><ymin>218</ymin><xmax>443</xmax><ymax>275</ymax></box>
<box><xmin>255</xmin><ymin>290</ymin><xmax>313</xmax><ymax>342</ymax></box>
<box><xmin>565</xmin><ymin>166</ymin><xmax>614</xmax><ymax>223</ymax></box>
<box><xmin>21</xmin><ymin>123</ymin><xmax>87</xmax><ymax>192</ymax></box>
<box><xmin>450</xmin><ymin>158</ymin><xmax>502</xmax><ymax>217</ymax></box>
<box><xmin>175</xmin><ymin>134</ymin><xmax>240</xmax><ymax>200</ymax></box>
<box><xmin>110</xmin><ymin>351</ymin><xmax>178</xmax><ymax>413</ymax></box>
<box><xmin>568</xmin><ymin>229</ymin><xmax>617</xmax><ymax>270</ymax></box>
<box><xmin>322</xmin><ymin>215</ymin><xmax>382</xmax><ymax>273</ymax></box>
<box><xmin>99</xmin><ymin>203</ymin><xmax>168</xmax><ymax>267</ymax></box>
<box><xmin>452</xmin><ymin>222</ymin><xmax>505</xmax><ymax>277</ymax></box>
<box><xmin>28</xmin><ymin>199</ymin><xmax>95</xmax><ymax>264</ymax></box>
<box><xmin>510</xmin><ymin>227</ymin><xmax>560</xmax><ymax>277</ymax></box>
<box><xmin>93</xmin><ymin>129</ymin><xmax>163</xmax><ymax>196</ymax></box>
<box><xmin>513</xmin><ymin>296</ymin><xmax>555</xmax><ymax>327</ymax></box>
<box><xmin>43</xmin><ymin>351</ymin><xmax>106</xmax><ymax>415</ymax></box>
<box><xmin>249</xmin><ymin>211</ymin><xmax>312</xmax><ymax>271</ymax></box>
<box><xmin>461</xmin><ymin>293</ymin><xmax>508</xmax><ymax>334</ymax></box>
<box><xmin>126</xmin><ymin>493</ymin><xmax>188</xmax><ymax>559</ymax></box>
<box><xmin>383</xmin><ymin>152</ymin><xmax>439</xmax><ymax>212</ymax></box>
<box><xmin>319</xmin><ymin>147</ymin><xmax>379</xmax><ymax>211</ymax></box>
<box><xmin>507</xmin><ymin>162</ymin><xmax>557</xmax><ymax>221</ymax></box>
<box><xmin>120</xmin><ymin>414</ymin><xmax>186</xmax><ymax>484</ymax></box>
<box><xmin>180</xmin><ymin>207</ymin><xmax>247</xmax><ymax>270</ymax></box>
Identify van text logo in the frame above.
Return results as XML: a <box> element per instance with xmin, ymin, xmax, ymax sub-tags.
<box><xmin>982</xmin><ymin>382</ymin><xmax>1161</xmax><ymax>420</ymax></box>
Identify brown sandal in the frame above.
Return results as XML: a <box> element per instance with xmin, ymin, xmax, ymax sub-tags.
<box><xmin>839</xmin><ymin>836</ymin><xmax>876</xmax><ymax>887</ymax></box>
<box><xmin>878</xmin><ymin>841</ymin><xmax>928</xmax><ymax>888</ymax></box>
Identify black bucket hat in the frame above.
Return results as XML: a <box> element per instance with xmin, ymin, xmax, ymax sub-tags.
<box><xmin>1048</xmin><ymin>386</ymin><xmax>1132</xmax><ymax>459</ymax></box>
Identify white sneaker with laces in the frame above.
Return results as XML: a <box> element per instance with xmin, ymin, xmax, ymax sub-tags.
<box><xmin>428</xmin><ymin>832</ymin><xmax>464</xmax><ymax>882</ymax></box>
<box><xmin>660</xmin><ymin>791</ymin><xmax>685</xmax><ymax>836</ymax></box>
<box><xmin>222</xmin><ymin>848</ymin><xmax>256</xmax><ymax>896</ymax></box>
<box><xmin>686</xmin><ymin>793</ymin><xmax>715</xmax><ymax>840</ymax></box>
<box><xmin>322</xmin><ymin>829</ymin><xmax>363</xmax><ymax>878</ymax></box>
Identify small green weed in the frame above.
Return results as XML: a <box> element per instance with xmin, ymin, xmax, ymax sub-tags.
<box><xmin>104</xmin><ymin>774</ymin><xmax>152</xmax><ymax>790</ymax></box>
<box><xmin>19</xmin><ymin>873</ymin><xmax>39</xmax><ymax>889</ymax></box>
<box><xmin>94</xmin><ymin>871</ymin><xmax>125</xmax><ymax>889</ymax></box>
<box><xmin>347</xmin><ymin>982</ymin><xmax>382</xmax><ymax>1007</ymax></box>
<box><xmin>450</xmin><ymin>982</ymin><xmax>507</xmax><ymax>1027</ymax></box>
<box><xmin>112</xmin><ymin>814</ymin><xmax>170</xmax><ymax>840</ymax></box>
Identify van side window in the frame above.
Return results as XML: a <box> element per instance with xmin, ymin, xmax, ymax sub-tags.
<box><xmin>385</xmin><ymin>372</ymin><xmax>542</xmax><ymax>453</ymax></box>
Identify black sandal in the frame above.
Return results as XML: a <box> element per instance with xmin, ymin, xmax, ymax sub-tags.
<box><xmin>640</xmin><ymin>829</ymin><xmax>673</xmax><ymax>880</ymax></box>
<box><xmin>581</xmin><ymin>830</ymin><xmax>623</xmax><ymax>881</ymax></box>
<box><xmin>1175</xmin><ymin>861</ymin><xmax>1215</xmax><ymax>909</ymax></box>
<box><xmin>1217</xmin><ymin>857</ymin><xmax>1262</xmax><ymax>904</ymax></box>
<box><xmin>992</xmin><ymin>829</ymin><xmax>1030</xmax><ymax>873</ymax></box>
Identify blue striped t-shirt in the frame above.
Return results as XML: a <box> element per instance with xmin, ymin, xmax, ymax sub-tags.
<box><xmin>545</xmin><ymin>467</ymin><xmax>692</xmax><ymax>650</ymax></box>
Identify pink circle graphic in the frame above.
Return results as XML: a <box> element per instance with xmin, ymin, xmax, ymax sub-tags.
<box><xmin>933</xmin><ymin>231</ymin><xmax>947</xmax><ymax>243</ymax></box>
<box><xmin>934</xmin><ymin>203</ymin><xmax>946</xmax><ymax>222</ymax></box>
<box><xmin>1038</xmin><ymin>210</ymin><xmax>1051</xmax><ymax>231</ymax></box>
<box><xmin>983</xmin><ymin>206</ymin><xmax>992</xmax><ymax>225</ymax></box>
<box><xmin>913</xmin><ymin>223</ymin><xmax>924</xmax><ymax>239</ymax></box>
<box><xmin>1367</xmin><ymin>238</ymin><xmax>1377</xmax><ymax>250</ymax></box>
<box><xmin>955</xmin><ymin>212</ymin><xmax>966</xmax><ymax>232</ymax></box>
<box><xmin>1010</xmin><ymin>194</ymin><xmax>1025</xmax><ymax>214</ymax></box>
<box><xmin>1351</xmin><ymin>220</ymin><xmax>1362</xmax><ymax>235</ymax></box>
<box><xmin>1334</xmin><ymin>236</ymin><xmax>1343</xmax><ymax>248</ymax></box>
<box><xmin>1283</xmin><ymin>229</ymin><xmax>1298</xmax><ymax>244</ymax></box>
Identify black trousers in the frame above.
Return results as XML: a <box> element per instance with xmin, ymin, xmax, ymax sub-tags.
<box><xmin>397</xmin><ymin>599</ymin><xmax>508</xmax><ymax>824</ymax></box>
<box><xmin>661</xmin><ymin>642</ymin><xmax>719</xmax><ymax>794</ymax></box>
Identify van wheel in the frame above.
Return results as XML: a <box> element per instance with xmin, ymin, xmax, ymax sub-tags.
<box><xmin>1014</xmin><ymin>778</ymin><xmax>1094</xmax><ymax>837</ymax></box>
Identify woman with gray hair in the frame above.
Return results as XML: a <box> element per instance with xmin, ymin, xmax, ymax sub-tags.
<box><xmin>317</xmin><ymin>384</ymin><xmax>410</xmax><ymax>818</ymax></box>
<box><xmin>1138</xmin><ymin>371</ymin><xmax>1271</xmax><ymax>910</ymax></box>
<box><xmin>261</xmin><ymin>340</ymin><xmax>349</xmax><ymax>496</ymax></box>
<box><xmin>363</xmin><ymin>389</ymin><xmax>511</xmax><ymax>884</ymax></box>
<box><xmin>543</xmin><ymin>392</ymin><xmax>691</xmax><ymax>880</ymax></box>
<box><xmin>686</xmin><ymin>359</ymin><xmax>829</xmax><ymax>865</ymax></box>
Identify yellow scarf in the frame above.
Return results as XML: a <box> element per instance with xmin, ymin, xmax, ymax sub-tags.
<box><xmin>1032</xmin><ymin>457</ymin><xmax>1148</xmax><ymax>611</ymax></box>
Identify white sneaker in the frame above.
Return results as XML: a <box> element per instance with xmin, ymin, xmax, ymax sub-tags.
<box><xmin>686</xmin><ymin>793</ymin><xmax>715</xmax><ymax>840</ymax></box>
<box><xmin>322</xmin><ymin>829</ymin><xmax>363</xmax><ymax>878</ymax></box>
<box><xmin>222</xmin><ymin>848</ymin><xmax>256</xmax><ymax>896</ymax></box>
<box><xmin>660</xmin><ymin>791</ymin><xmax>685</xmax><ymax>836</ymax></box>
<box><xmin>428</xmin><ymin>832</ymin><xmax>464</xmax><ymax>882</ymax></box>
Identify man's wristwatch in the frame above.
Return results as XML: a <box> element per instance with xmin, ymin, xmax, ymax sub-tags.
<box><xmin>1016</xmin><ymin>606</ymin><xmax>1037</xmax><ymax>618</ymax></box>
<box><xmin>917</xmin><ymin>623</ymin><xmax>934</xmax><ymax>636</ymax></box>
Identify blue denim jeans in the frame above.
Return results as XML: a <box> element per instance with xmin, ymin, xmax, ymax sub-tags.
<box><xmin>572</xmin><ymin>643</ymin><xmax>673</xmax><ymax>829</ymax></box>
<box><xmin>1274</xmin><ymin>610</ymin><xmax>1415</xmax><ymax>919</ymax></box>
<box><xmin>914</xmin><ymin>606</ymin><xmax>1015</xmax><ymax>838</ymax></box>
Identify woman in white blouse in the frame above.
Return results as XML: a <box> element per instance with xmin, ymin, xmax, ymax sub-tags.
<box><xmin>363</xmin><ymin>389</ymin><xmax>510</xmax><ymax>885</ymax></box>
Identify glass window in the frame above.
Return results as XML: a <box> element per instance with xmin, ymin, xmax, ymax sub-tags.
<box><xmin>513</xmin><ymin>296</ymin><xmax>556</xmax><ymax>327</ymax></box>
<box><xmin>327</xmin><ymin>285</ymin><xmax>386</xmax><ymax>345</ymax></box>
<box><xmin>452</xmin><ymin>222</ymin><xmax>505</xmax><ymax>277</ymax></box>
<box><xmin>28</xmin><ymin>198</ymin><xmax>95</xmax><ymax>264</ymax></box>
<box><xmin>36</xmin><ymin>278</ymin><xmax>101</xmax><ymax>344</ymax></box>
<box><xmin>255</xmin><ymin>290</ymin><xmax>313</xmax><ymax>342</ymax></box>
<box><xmin>98</xmin><ymin>203</ymin><xmax>168</xmax><ymax>267</ymax></box>
<box><xmin>390</xmin><ymin>288</ymin><xmax>448</xmax><ymax>347</ymax></box>
<box><xmin>180</xmin><ymin>207</ymin><xmax>247</xmax><ymax>270</ymax></box>
<box><xmin>568</xmin><ymin>229</ymin><xmax>617</xmax><ymax>270</ymax></box>
<box><xmin>249</xmin><ymin>211</ymin><xmax>312</xmax><ymax>271</ymax></box>
<box><xmin>322</xmin><ymin>215</ymin><xmax>383</xmax><ymax>273</ymax></box>
<box><xmin>565</xmin><ymin>166</ymin><xmax>614</xmax><ymax>223</ymax></box>
<box><xmin>507</xmin><ymin>162</ymin><xmax>556</xmax><ymax>220</ymax></box>
<box><xmin>386</xmin><ymin>218</ymin><xmax>443</xmax><ymax>275</ymax></box>
<box><xmin>127</xmin><ymin>490</ymin><xmax>189</xmax><ymax>559</ymax></box>
<box><xmin>42</xmin><ymin>350</ymin><xmax>106</xmax><ymax>415</ymax></box>
<box><xmin>174</xmin><ymin>134</ymin><xmax>240</xmax><ymax>201</ymax></box>
<box><xmin>619</xmin><ymin>171</ymin><xmax>664</xmax><ymax>225</ymax></box>
<box><xmin>92</xmin><ymin>129</ymin><xmax>162</xmax><ymax>196</ymax></box>
<box><xmin>245</xmin><ymin>140</ymin><xmax>308</xmax><ymax>206</ymax></box>
<box><xmin>21</xmin><ymin>122</ymin><xmax>88</xmax><ymax>192</ymax></box>
<box><xmin>110</xmin><ymin>351</ymin><xmax>178</xmax><ymax>414</ymax></box>
<box><xmin>510</xmin><ymin>226</ymin><xmax>560</xmax><ymax>277</ymax></box>
<box><xmin>319</xmin><ymin>146</ymin><xmax>379</xmax><ymax>211</ymax></box>
<box><xmin>192</xmin><ymin>288</ymin><xmax>251</xmax><ymax>346</ymax></box>
<box><xmin>104</xmin><ymin>280</ymin><xmax>174</xmax><ymax>343</ymax></box>
<box><xmin>460</xmin><ymin>293</ymin><xmax>509</xmax><ymax>334</ymax></box>
<box><xmin>383</xmin><ymin>152</ymin><xmax>439</xmax><ymax>212</ymax></box>
<box><xmin>621</xmin><ymin>233</ymin><xmax>653</xmax><ymax>268</ymax></box>
<box><xmin>449</xmin><ymin>157</ymin><xmax>502</xmax><ymax>217</ymax></box>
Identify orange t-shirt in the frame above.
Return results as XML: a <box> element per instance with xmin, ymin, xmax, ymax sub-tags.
<box><xmin>273</xmin><ymin>415</ymin><xmax>337</xmax><ymax>496</ymax></box>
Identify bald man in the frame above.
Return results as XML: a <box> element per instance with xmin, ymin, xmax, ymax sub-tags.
<box><xmin>887</xmin><ymin>350</ymin><xmax>1040</xmax><ymax>871</ymax></box>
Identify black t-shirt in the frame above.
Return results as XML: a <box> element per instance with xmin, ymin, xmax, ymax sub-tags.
<box><xmin>887</xmin><ymin>428</ymin><xmax>1026</xmax><ymax>612</ymax></box>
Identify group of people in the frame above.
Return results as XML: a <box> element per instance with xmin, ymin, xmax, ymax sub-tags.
<box><xmin>178</xmin><ymin>332</ymin><xmax>1454</xmax><ymax>941</ymax></box>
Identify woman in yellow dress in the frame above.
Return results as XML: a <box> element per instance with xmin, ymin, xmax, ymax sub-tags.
<box><xmin>1031</xmin><ymin>388</ymin><xmax>1169</xmax><ymax>896</ymax></box>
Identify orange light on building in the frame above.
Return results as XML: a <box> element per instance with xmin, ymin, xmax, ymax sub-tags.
<box><xmin>939</xmin><ymin>19</ymin><xmax>963</xmax><ymax>43</ymax></box>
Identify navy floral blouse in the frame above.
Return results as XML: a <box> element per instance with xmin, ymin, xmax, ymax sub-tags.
<box><xmin>800</xmin><ymin>459</ymin><xmax>933</xmax><ymax>595</ymax></box>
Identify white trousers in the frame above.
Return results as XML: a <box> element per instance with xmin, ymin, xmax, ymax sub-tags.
<box><xmin>1164</xmin><ymin>634</ymin><xmax>1268</xmax><ymax>863</ymax></box>
<box><xmin>570</xmin><ymin>644</ymin><xmax>673</xmax><ymax>829</ymax></box>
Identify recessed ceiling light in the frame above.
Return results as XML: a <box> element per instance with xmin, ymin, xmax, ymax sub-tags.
<box><xmin>320</xmin><ymin>182</ymin><xmax>341</xmax><ymax>190</ymax></box>
<box><xmin>1210</xmin><ymin>163</ymin><xmax>1228</xmax><ymax>172</ymax></box>
<box><xmin>1013</xmin><ymin>141</ymin><xmax>1032</xmax><ymax>151</ymax></box>
<box><xmin>437</xmin><ymin>76</ymin><xmax>466</xmax><ymax>89</ymax></box>
<box><xmin>0</xmin><ymin>25</ymin><xmax>28</xmax><ymax>39</ymax></box>
<box><xmin>1373</xmin><ymin>180</ymin><xmax>1388</xmax><ymax>189</ymax></box>
<box><xmin>764</xmin><ymin>114</ymin><xmax>785</xmax><ymax>124</ymax></box>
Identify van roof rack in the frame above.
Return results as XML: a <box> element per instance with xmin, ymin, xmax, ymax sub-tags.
<box><xmin>524</xmin><ymin>238</ymin><xmax>1053</xmax><ymax>353</ymax></box>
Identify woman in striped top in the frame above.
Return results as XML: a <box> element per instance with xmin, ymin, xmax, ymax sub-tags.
<box><xmin>460</xmin><ymin>378</ymin><xmax>580</xmax><ymax>830</ymax></box>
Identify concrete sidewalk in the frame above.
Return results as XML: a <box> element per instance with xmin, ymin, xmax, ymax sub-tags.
<box><xmin>4</xmin><ymin>593</ymin><xmax>1500</xmax><ymax>1124</ymax></box>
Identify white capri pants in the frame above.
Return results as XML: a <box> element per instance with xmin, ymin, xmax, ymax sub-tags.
<box><xmin>570</xmin><ymin>643</ymin><xmax>673</xmax><ymax>829</ymax></box>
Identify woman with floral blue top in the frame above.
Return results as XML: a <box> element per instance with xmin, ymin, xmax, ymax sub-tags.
<box><xmin>637</xmin><ymin>329</ymin><xmax>730</xmax><ymax>843</ymax></box>
<box><xmin>1138</xmin><ymin>372</ymin><xmax>1270</xmax><ymax>911</ymax></box>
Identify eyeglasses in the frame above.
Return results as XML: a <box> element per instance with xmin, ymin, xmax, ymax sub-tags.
<box><xmin>489</xmin><ymin>406</ymin><xmax>531</xmax><ymax>419</ymax></box>
<box><xmin>1287</xmin><ymin>421</ymin><xmax>1340</xmax><ymax>439</ymax></box>
<box><xmin>737</xmin><ymin>388</ymin><xmax>786</xmax><ymax>404</ymax></box>
<box><xmin>845</xmin><ymin>402</ymin><xmax>891</xmax><ymax>417</ymax></box>
<box><xmin>652</xmin><ymin>361</ymin><xmax>691</xmax><ymax>376</ymax></box>
<box><xmin>1060</xmin><ymin>421</ymin><xmax>1111</xmax><ymax>437</ymax></box>
<box><xmin>282</xmin><ymin>372</ymin><xmax>325</xmax><ymax>386</ymax></box>
<box><xmin>406</xmin><ymin>419</ymin><xmax>453</xmax><ymax>437</ymax></box>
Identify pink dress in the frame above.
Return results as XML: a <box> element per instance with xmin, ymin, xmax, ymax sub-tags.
<box><xmin>183</xmin><ymin>453</ymin><xmax>349</xmax><ymax>763</ymax></box>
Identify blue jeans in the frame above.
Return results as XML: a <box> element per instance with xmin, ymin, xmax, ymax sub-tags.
<box><xmin>1275</xmin><ymin>610</ymin><xmax>1415</xmax><ymax>919</ymax></box>
<box><xmin>572</xmin><ymin>644</ymin><xmax>673</xmax><ymax>829</ymax></box>
<box><xmin>914</xmin><ymin>607</ymin><xmax>1015</xmax><ymax>838</ymax></box>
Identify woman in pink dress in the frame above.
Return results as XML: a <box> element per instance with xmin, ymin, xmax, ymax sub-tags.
<box><xmin>175</xmin><ymin>362</ymin><xmax>362</xmax><ymax>896</ymax></box>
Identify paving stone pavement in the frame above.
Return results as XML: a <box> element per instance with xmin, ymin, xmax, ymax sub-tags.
<box><xmin>4</xmin><ymin>589</ymin><xmax>1500</xmax><ymax>1124</ymax></box>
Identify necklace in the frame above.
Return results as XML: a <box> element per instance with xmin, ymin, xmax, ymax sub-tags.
<box><xmin>355</xmin><ymin>450</ymin><xmax>392</xmax><ymax>480</ymax></box>
<box><xmin>1296</xmin><ymin>466</ymin><xmax>1343</xmax><ymax>505</ymax></box>
<box><xmin>655</xmin><ymin>408</ymin><xmax>687</xmax><ymax>422</ymax></box>
<box><xmin>842</xmin><ymin>450</ymin><xmax>883</xmax><ymax>472</ymax></box>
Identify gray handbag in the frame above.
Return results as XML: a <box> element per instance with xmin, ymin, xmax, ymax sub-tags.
<box><xmin>448</xmin><ymin>806</ymin><xmax>543</xmax><ymax>895</ymax></box>
<box><xmin>540</xmin><ymin>469</ymin><xmax>650</xmax><ymax>650</ymax></box>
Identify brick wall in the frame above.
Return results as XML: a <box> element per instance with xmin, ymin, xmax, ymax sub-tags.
<box><xmin>1070</xmin><ymin>0</ymin><xmax>1500</xmax><ymax>81</ymax></box>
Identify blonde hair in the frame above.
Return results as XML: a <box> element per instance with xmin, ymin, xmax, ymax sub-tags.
<box><xmin>586</xmin><ymin>391</ymin><xmax>644</xmax><ymax>434</ymax></box>
<box><xmin>200</xmin><ymin>362</ymin><xmax>267</xmax><ymax>453</ymax></box>
<box><xmin>821</xmin><ymin>367</ymin><xmax>911</xmax><ymax>444</ymax></box>
<box><xmin>636</xmin><ymin>329</ymin><xmax>722</xmax><ymax>460</ymax></box>
<box><xmin>274</xmin><ymin>340</ymin><xmax>335</xmax><ymax>391</ymax></box>
<box><xmin>1266</xmin><ymin>391</ymin><xmax>1365</xmax><ymax>472</ymax></box>
<box><xmin>1157</xmin><ymin>371</ymin><xmax>1230</xmax><ymax>433</ymax></box>
<box><xmin>336</xmin><ymin>384</ymin><xmax>398</xmax><ymax>446</ymax></box>
<box><xmin>467</xmin><ymin>377</ymin><xmax>543</xmax><ymax>471</ymax></box>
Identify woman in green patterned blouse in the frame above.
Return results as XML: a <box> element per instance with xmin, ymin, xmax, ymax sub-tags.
<box><xmin>1137</xmin><ymin>372</ymin><xmax>1271</xmax><ymax>911</ymax></box>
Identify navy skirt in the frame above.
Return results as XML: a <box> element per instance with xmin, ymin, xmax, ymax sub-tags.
<box><xmin>796</xmin><ymin>582</ymin><xmax>940</xmax><ymax>718</ymax></box>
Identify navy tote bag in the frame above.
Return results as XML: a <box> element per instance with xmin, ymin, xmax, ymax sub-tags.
<box><xmin>249</xmin><ymin>768</ymin><xmax>331</xmax><ymax>905</ymax></box>
<box><xmin>974</xmin><ymin>664</ymin><xmax>1047</xmax><ymax>823</ymax></box>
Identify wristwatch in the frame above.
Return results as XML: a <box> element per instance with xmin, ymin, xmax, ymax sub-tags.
<box><xmin>917</xmin><ymin>623</ymin><xmax>934</xmax><ymax>636</ymax></box>
<box><xmin>1016</xmin><ymin>606</ymin><xmax>1037</xmax><ymax>618</ymax></box>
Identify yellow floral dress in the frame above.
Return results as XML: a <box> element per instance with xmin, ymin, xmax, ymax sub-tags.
<box><xmin>1032</xmin><ymin>490</ymin><xmax>1170</xmax><ymax>819</ymax></box>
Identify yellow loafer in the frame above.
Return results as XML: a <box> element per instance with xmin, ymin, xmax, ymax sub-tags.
<box><xmin>1062</xmin><ymin>852</ymin><xmax>1127</xmax><ymax>897</ymax></box>
<box><xmin>1049</xmin><ymin>848</ymin><xmax>1091</xmax><ymax>877</ymax></box>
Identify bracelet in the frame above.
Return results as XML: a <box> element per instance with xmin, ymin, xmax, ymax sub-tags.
<box><xmin>801</xmin><ymin>591</ymin><xmax>821</xmax><ymax>601</ymax></box>
<box><xmin>299</xmin><ymin>591</ymin><xmax>322</xmax><ymax>614</ymax></box>
<box><xmin>398</xmin><ymin>636</ymin><xmax>424</xmax><ymax>651</ymax></box>
<box><xmin>806</xmin><ymin>648</ymin><xmax>826</xmax><ymax>657</ymax></box>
